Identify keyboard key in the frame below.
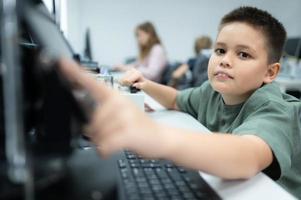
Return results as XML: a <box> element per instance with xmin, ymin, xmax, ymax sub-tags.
<box><xmin>127</xmin><ymin>193</ymin><xmax>140</xmax><ymax>200</ymax></box>
<box><xmin>167</xmin><ymin>188</ymin><xmax>181</xmax><ymax>196</ymax></box>
<box><xmin>175</xmin><ymin>180</ymin><xmax>186</xmax><ymax>187</ymax></box>
<box><xmin>132</xmin><ymin>168</ymin><xmax>144</xmax><ymax>178</ymax></box>
<box><xmin>120</xmin><ymin>168</ymin><xmax>129</xmax><ymax>179</ymax></box>
<box><xmin>183</xmin><ymin>192</ymin><xmax>195</xmax><ymax>198</ymax></box>
<box><xmin>161</xmin><ymin>178</ymin><xmax>172</xmax><ymax>185</ymax></box>
<box><xmin>151</xmin><ymin>184</ymin><xmax>164</xmax><ymax>192</ymax></box>
<box><xmin>118</xmin><ymin>159</ymin><xmax>126</xmax><ymax>168</ymax></box>
<box><xmin>179</xmin><ymin>185</ymin><xmax>191</xmax><ymax>193</ymax></box>
<box><xmin>170</xmin><ymin>195</ymin><xmax>183</xmax><ymax>200</ymax></box>
<box><xmin>195</xmin><ymin>191</ymin><xmax>209</xmax><ymax>198</ymax></box>
<box><xmin>167</xmin><ymin>168</ymin><xmax>183</xmax><ymax>181</ymax></box>
<box><xmin>126</xmin><ymin>154</ymin><xmax>137</xmax><ymax>160</ymax></box>
<box><xmin>136</xmin><ymin>177</ymin><xmax>147</xmax><ymax>183</ymax></box>
<box><xmin>137</xmin><ymin>182</ymin><xmax>149</xmax><ymax>188</ymax></box>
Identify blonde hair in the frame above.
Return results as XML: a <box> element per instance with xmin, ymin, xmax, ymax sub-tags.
<box><xmin>194</xmin><ymin>36</ymin><xmax>212</xmax><ymax>55</ymax></box>
<box><xmin>136</xmin><ymin>22</ymin><xmax>161</xmax><ymax>60</ymax></box>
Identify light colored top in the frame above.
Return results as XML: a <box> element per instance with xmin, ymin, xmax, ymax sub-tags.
<box><xmin>136</xmin><ymin>44</ymin><xmax>167</xmax><ymax>82</ymax></box>
<box><xmin>176</xmin><ymin>81</ymin><xmax>301</xmax><ymax>198</ymax></box>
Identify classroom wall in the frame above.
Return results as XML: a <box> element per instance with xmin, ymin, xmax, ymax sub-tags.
<box><xmin>66</xmin><ymin>0</ymin><xmax>301</xmax><ymax>65</ymax></box>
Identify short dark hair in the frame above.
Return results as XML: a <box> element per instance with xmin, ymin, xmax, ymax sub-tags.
<box><xmin>219</xmin><ymin>6</ymin><xmax>286</xmax><ymax>63</ymax></box>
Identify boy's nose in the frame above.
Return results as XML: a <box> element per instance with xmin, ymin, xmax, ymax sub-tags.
<box><xmin>219</xmin><ymin>54</ymin><xmax>232</xmax><ymax>68</ymax></box>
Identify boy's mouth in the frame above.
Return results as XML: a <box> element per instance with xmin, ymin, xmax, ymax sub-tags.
<box><xmin>214</xmin><ymin>71</ymin><xmax>234</xmax><ymax>79</ymax></box>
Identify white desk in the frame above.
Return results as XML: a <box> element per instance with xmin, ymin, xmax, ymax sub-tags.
<box><xmin>145</xmin><ymin>95</ymin><xmax>296</xmax><ymax>200</ymax></box>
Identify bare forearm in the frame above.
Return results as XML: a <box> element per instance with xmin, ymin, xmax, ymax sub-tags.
<box><xmin>160</xmin><ymin>127</ymin><xmax>272</xmax><ymax>179</ymax></box>
<box><xmin>142</xmin><ymin>80</ymin><xmax>179</xmax><ymax>110</ymax></box>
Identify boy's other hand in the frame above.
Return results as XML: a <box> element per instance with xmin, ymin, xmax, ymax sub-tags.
<box><xmin>119</xmin><ymin>68</ymin><xmax>148</xmax><ymax>90</ymax></box>
<box><xmin>58</xmin><ymin>58</ymin><xmax>169</xmax><ymax>159</ymax></box>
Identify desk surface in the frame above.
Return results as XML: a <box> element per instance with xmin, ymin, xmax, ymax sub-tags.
<box><xmin>144</xmin><ymin>94</ymin><xmax>296</xmax><ymax>200</ymax></box>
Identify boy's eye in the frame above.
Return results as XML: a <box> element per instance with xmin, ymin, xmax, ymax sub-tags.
<box><xmin>238</xmin><ymin>52</ymin><xmax>251</xmax><ymax>59</ymax></box>
<box><xmin>215</xmin><ymin>48</ymin><xmax>225</xmax><ymax>55</ymax></box>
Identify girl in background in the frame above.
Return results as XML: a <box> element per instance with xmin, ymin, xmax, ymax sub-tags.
<box><xmin>114</xmin><ymin>22</ymin><xmax>168</xmax><ymax>82</ymax></box>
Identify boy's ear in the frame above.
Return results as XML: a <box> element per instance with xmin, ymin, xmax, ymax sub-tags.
<box><xmin>263</xmin><ymin>63</ymin><xmax>280</xmax><ymax>83</ymax></box>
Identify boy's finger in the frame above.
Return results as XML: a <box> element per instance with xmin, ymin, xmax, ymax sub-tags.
<box><xmin>118</xmin><ymin>77</ymin><xmax>128</xmax><ymax>86</ymax></box>
<box><xmin>132</xmin><ymin>82</ymin><xmax>142</xmax><ymax>89</ymax></box>
<box><xmin>58</xmin><ymin>58</ymin><xmax>112</xmax><ymax>101</ymax></box>
<box><xmin>120</xmin><ymin>74</ymin><xmax>134</xmax><ymax>86</ymax></box>
<box><xmin>120</xmin><ymin>69</ymin><xmax>138</xmax><ymax>86</ymax></box>
<box><xmin>97</xmin><ymin>133</ymin><xmax>127</xmax><ymax>157</ymax></box>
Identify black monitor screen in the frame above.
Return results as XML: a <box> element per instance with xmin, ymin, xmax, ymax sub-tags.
<box><xmin>284</xmin><ymin>37</ymin><xmax>301</xmax><ymax>58</ymax></box>
<box><xmin>23</xmin><ymin>2</ymin><xmax>74</xmax><ymax>59</ymax></box>
<box><xmin>1</xmin><ymin>0</ymin><xmax>86</xmax><ymax>160</ymax></box>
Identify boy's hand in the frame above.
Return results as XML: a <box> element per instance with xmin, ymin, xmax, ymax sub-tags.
<box><xmin>58</xmin><ymin>58</ymin><xmax>169</xmax><ymax>158</ymax></box>
<box><xmin>119</xmin><ymin>68</ymin><xmax>148</xmax><ymax>90</ymax></box>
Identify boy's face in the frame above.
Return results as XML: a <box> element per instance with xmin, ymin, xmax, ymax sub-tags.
<box><xmin>208</xmin><ymin>22</ymin><xmax>273</xmax><ymax>105</ymax></box>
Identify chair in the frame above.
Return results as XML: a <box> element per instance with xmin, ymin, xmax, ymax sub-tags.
<box><xmin>190</xmin><ymin>54</ymin><xmax>210</xmax><ymax>87</ymax></box>
<box><xmin>160</xmin><ymin>62</ymin><xmax>182</xmax><ymax>85</ymax></box>
<box><xmin>175</xmin><ymin>53</ymin><xmax>210</xmax><ymax>90</ymax></box>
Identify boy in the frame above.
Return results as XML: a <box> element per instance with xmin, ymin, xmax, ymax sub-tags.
<box><xmin>59</xmin><ymin>7</ymin><xmax>301</xmax><ymax>198</ymax></box>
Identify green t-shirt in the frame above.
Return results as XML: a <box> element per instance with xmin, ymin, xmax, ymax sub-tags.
<box><xmin>176</xmin><ymin>81</ymin><xmax>301</xmax><ymax>198</ymax></box>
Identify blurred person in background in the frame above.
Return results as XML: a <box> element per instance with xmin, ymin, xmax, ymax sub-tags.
<box><xmin>114</xmin><ymin>21</ymin><xmax>168</xmax><ymax>82</ymax></box>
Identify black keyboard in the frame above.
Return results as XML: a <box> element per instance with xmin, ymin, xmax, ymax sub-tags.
<box><xmin>117</xmin><ymin>151</ymin><xmax>221</xmax><ymax>200</ymax></box>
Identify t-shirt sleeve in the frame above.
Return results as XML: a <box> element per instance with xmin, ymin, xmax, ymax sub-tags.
<box><xmin>232</xmin><ymin>101</ymin><xmax>297</xmax><ymax>178</ymax></box>
<box><xmin>176</xmin><ymin>81</ymin><xmax>210</xmax><ymax>118</ymax></box>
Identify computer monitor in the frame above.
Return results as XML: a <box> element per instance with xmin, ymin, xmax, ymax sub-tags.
<box><xmin>23</xmin><ymin>1</ymin><xmax>75</xmax><ymax>59</ymax></box>
<box><xmin>0</xmin><ymin>0</ymin><xmax>89</xmax><ymax>198</ymax></box>
<box><xmin>83</xmin><ymin>28</ymin><xmax>93</xmax><ymax>61</ymax></box>
<box><xmin>284</xmin><ymin>37</ymin><xmax>301</xmax><ymax>59</ymax></box>
<box><xmin>20</xmin><ymin>0</ymin><xmax>87</xmax><ymax>151</ymax></box>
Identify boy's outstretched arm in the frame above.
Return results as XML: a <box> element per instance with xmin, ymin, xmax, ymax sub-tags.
<box><xmin>58</xmin><ymin>58</ymin><xmax>273</xmax><ymax>180</ymax></box>
<box><xmin>58</xmin><ymin>58</ymin><xmax>176</xmax><ymax>158</ymax></box>
<box><xmin>160</xmin><ymin>128</ymin><xmax>273</xmax><ymax>179</ymax></box>
<box><xmin>120</xmin><ymin>68</ymin><xmax>179</xmax><ymax>110</ymax></box>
